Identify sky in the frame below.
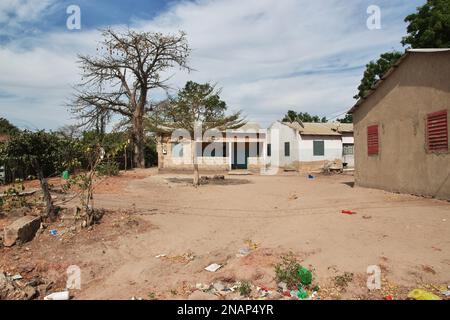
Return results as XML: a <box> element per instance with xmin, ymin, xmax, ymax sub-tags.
<box><xmin>0</xmin><ymin>0</ymin><xmax>425</xmax><ymax>130</ymax></box>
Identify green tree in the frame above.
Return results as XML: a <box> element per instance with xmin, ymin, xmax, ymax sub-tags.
<box><xmin>282</xmin><ymin>110</ymin><xmax>326</xmax><ymax>123</ymax></box>
<box><xmin>402</xmin><ymin>0</ymin><xmax>450</xmax><ymax>48</ymax></box>
<box><xmin>353</xmin><ymin>51</ymin><xmax>403</xmax><ymax>100</ymax></box>
<box><xmin>0</xmin><ymin>118</ymin><xmax>19</xmax><ymax>136</ymax></box>
<box><xmin>150</xmin><ymin>81</ymin><xmax>245</xmax><ymax>186</ymax></box>
<box><xmin>337</xmin><ymin>114</ymin><xmax>353</xmax><ymax>124</ymax></box>
<box><xmin>0</xmin><ymin>131</ymin><xmax>78</xmax><ymax>221</ymax></box>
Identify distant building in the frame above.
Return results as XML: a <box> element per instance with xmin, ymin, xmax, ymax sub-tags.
<box><xmin>349</xmin><ymin>49</ymin><xmax>450</xmax><ymax>200</ymax></box>
<box><xmin>156</xmin><ymin>122</ymin><xmax>267</xmax><ymax>172</ymax></box>
<box><xmin>266</xmin><ymin>121</ymin><xmax>354</xmax><ymax>172</ymax></box>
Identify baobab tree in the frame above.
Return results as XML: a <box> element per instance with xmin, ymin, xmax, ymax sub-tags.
<box><xmin>71</xmin><ymin>28</ymin><xmax>191</xmax><ymax>168</ymax></box>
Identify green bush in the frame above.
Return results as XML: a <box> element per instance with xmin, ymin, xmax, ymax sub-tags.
<box><xmin>96</xmin><ymin>161</ymin><xmax>119</xmax><ymax>176</ymax></box>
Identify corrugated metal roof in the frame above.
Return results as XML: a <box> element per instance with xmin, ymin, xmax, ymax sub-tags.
<box><xmin>282</xmin><ymin>121</ymin><xmax>344</xmax><ymax>136</ymax></box>
<box><xmin>349</xmin><ymin>48</ymin><xmax>450</xmax><ymax>114</ymax></box>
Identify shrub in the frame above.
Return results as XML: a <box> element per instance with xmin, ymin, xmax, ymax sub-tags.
<box><xmin>238</xmin><ymin>281</ymin><xmax>252</xmax><ymax>297</ymax></box>
<box><xmin>96</xmin><ymin>161</ymin><xmax>119</xmax><ymax>176</ymax></box>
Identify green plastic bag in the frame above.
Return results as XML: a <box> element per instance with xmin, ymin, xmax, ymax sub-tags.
<box><xmin>297</xmin><ymin>266</ymin><xmax>312</xmax><ymax>286</ymax></box>
<box><xmin>62</xmin><ymin>170</ymin><xmax>69</xmax><ymax>180</ymax></box>
<box><xmin>297</xmin><ymin>286</ymin><xmax>308</xmax><ymax>300</ymax></box>
<box><xmin>407</xmin><ymin>289</ymin><xmax>441</xmax><ymax>300</ymax></box>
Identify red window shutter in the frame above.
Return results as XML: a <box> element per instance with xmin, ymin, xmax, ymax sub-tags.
<box><xmin>367</xmin><ymin>125</ymin><xmax>379</xmax><ymax>156</ymax></box>
<box><xmin>426</xmin><ymin>110</ymin><xmax>448</xmax><ymax>152</ymax></box>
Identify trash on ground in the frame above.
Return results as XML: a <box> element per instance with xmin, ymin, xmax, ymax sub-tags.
<box><xmin>44</xmin><ymin>291</ymin><xmax>70</xmax><ymax>300</ymax></box>
<box><xmin>244</xmin><ymin>239</ymin><xmax>259</xmax><ymax>250</ymax></box>
<box><xmin>49</xmin><ymin>230</ymin><xmax>58</xmax><ymax>236</ymax></box>
<box><xmin>441</xmin><ymin>290</ymin><xmax>450</xmax><ymax>297</ymax></box>
<box><xmin>297</xmin><ymin>266</ymin><xmax>312</xmax><ymax>286</ymax></box>
<box><xmin>307</xmin><ymin>174</ymin><xmax>315</xmax><ymax>180</ymax></box>
<box><xmin>236</xmin><ymin>247</ymin><xmax>251</xmax><ymax>257</ymax></box>
<box><xmin>341</xmin><ymin>210</ymin><xmax>357</xmax><ymax>215</ymax></box>
<box><xmin>195</xmin><ymin>283</ymin><xmax>211</xmax><ymax>291</ymax></box>
<box><xmin>204</xmin><ymin>263</ymin><xmax>222</xmax><ymax>272</ymax></box>
<box><xmin>362</xmin><ymin>215</ymin><xmax>372</xmax><ymax>219</ymax></box>
<box><xmin>407</xmin><ymin>289</ymin><xmax>441</xmax><ymax>300</ymax></box>
<box><xmin>11</xmin><ymin>274</ymin><xmax>23</xmax><ymax>281</ymax></box>
<box><xmin>155</xmin><ymin>254</ymin><xmax>167</xmax><ymax>258</ymax></box>
<box><xmin>384</xmin><ymin>295</ymin><xmax>394</xmax><ymax>300</ymax></box>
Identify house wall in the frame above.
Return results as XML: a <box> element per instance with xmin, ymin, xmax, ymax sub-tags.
<box><xmin>352</xmin><ymin>51</ymin><xmax>450</xmax><ymax>200</ymax></box>
<box><xmin>157</xmin><ymin>136</ymin><xmax>266</xmax><ymax>172</ymax></box>
<box><xmin>298</xmin><ymin>135</ymin><xmax>342</xmax><ymax>162</ymax></box>
<box><xmin>266</xmin><ymin>121</ymin><xmax>300</xmax><ymax>169</ymax></box>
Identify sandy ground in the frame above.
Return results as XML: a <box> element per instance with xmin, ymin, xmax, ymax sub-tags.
<box><xmin>1</xmin><ymin>168</ymin><xmax>449</xmax><ymax>300</ymax></box>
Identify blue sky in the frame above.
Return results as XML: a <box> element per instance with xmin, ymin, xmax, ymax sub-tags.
<box><xmin>0</xmin><ymin>0</ymin><xmax>425</xmax><ymax>129</ymax></box>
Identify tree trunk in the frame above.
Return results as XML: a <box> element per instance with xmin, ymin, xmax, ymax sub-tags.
<box><xmin>191</xmin><ymin>140</ymin><xmax>200</xmax><ymax>187</ymax></box>
<box><xmin>132</xmin><ymin>112</ymin><xmax>146</xmax><ymax>169</ymax></box>
<box><xmin>36</xmin><ymin>167</ymin><xmax>56</xmax><ymax>222</ymax></box>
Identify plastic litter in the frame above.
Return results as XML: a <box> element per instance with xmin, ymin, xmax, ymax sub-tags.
<box><xmin>307</xmin><ymin>174</ymin><xmax>315</xmax><ymax>180</ymax></box>
<box><xmin>297</xmin><ymin>266</ymin><xmax>312</xmax><ymax>285</ymax></box>
<box><xmin>44</xmin><ymin>291</ymin><xmax>70</xmax><ymax>300</ymax></box>
<box><xmin>236</xmin><ymin>247</ymin><xmax>251</xmax><ymax>257</ymax></box>
<box><xmin>407</xmin><ymin>289</ymin><xmax>441</xmax><ymax>300</ymax></box>
<box><xmin>49</xmin><ymin>230</ymin><xmax>58</xmax><ymax>236</ymax></box>
<box><xmin>441</xmin><ymin>290</ymin><xmax>450</xmax><ymax>297</ymax></box>
<box><xmin>11</xmin><ymin>274</ymin><xmax>23</xmax><ymax>281</ymax></box>
<box><xmin>155</xmin><ymin>254</ymin><xmax>167</xmax><ymax>258</ymax></box>
<box><xmin>297</xmin><ymin>286</ymin><xmax>308</xmax><ymax>300</ymax></box>
<box><xmin>204</xmin><ymin>263</ymin><xmax>222</xmax><ymax>272</ymax></box>
<box><xmin>341</xmin><ymin>210</ymin><xmax>357</xmax><ymax>215</ymax></box>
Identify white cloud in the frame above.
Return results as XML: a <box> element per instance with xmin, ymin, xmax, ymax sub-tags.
<box><xmin>0</xmin><ymin>0</ymin><xmax>422</xmax><ymax>129</ymax></box>
<box><xmin>0</xmin><ymin>0</ymin><xmax>56</xmax><ymax>32</ymax></box>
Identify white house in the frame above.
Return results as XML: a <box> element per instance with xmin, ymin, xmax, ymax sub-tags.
<box><xmin>266</xmin><ymin>121</ymin><xmax>354</xmax><ymax>172</ymax></box>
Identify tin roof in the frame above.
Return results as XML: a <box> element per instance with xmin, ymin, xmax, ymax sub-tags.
<box><xmin>282</xmin><ymin>121</ymin><xmax>353</xmax><ymax>136</ymax></box>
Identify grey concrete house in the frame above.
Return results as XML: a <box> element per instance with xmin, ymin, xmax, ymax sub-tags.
<box><xmin>349</xmin><ymin>49</ymin><xmax>450</xmax><ymax>200</ymax></box>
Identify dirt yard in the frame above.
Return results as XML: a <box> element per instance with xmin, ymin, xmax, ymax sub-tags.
<box><xmin>1</xmin><ymin>169</ymin><xmax>449</xmax><ymax>300</ymax></box>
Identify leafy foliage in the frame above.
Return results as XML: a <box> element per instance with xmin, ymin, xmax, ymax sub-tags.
<box><xmin>96</xmin><ymin>161</ymin><xmax>120</xmax><ymax>176</ymax></box>
<box><xmin>282</xmin><ymin>111</ymin><xmax>326</xmax><ymax>123</ymax></box>
<box><xmin>353</xmin><ymin>51</ymin><xmax>403</xmax><ymax>100</ymax></box>
<box><xmin>0</xmin><ymin>118</ymin><xmax>19</xmax><ymax>136</ymax></box>
<box><xmin>274</xmin><ymin>253</ymin><xmax>304</xmax><ymax>290</ymax></box>
<box><xmin>337</xmin><ymin>113</ymin><xmax>353</xmax><ymax>124</ymax></box>
<box><xmin>402</xmin><ymin>0</ymin><xmax>450</xmax><ymax>48</ymax></box>
<box><xmin>238</xmin><ymin>281</ymin><xmax>252</xmax><ymax>297</ymax></box>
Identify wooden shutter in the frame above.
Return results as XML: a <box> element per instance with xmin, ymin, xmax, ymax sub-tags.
<box><xmin>367</xmin><ymin>125</ymin><xmax>379</xmax><ymax>155</ymax></box>
<box><xmin>426</xmin><ymin>110</ymin><xmax>448</xmax><ymax>152</ymax></box>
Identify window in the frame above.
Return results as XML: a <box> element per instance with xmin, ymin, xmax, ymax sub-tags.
<box><xmin>426</xmin><ymin>110</ymin><xmax>448</xmax><ymax>152</ymax></box>
<box><xmin>172</xmin><ymin>143</ymin><xmax>183</xmax><ymax>157</ymax></box>
<box><xmin>284</xmin><ymin>142</ymin><xmax>290</xmax><ymax>157</ymax></box>
<box><xmin>367</xmin><ymin>125</ymin><xmax>379</xmax><ymax>155</ymax></box>
<box><xmin>343</xmin><ymin>144</ymin><xmax>354</xmax><ymax>156</ymax></box>
<box><xmin>267</xmin><ymin>144</ymin><xmax>271</xmax><ymax>157</ymax></box>
<box><xmin>313</xmin><ymin>140</ymin><xmax>325</xmax><ymax>156</ymax></box>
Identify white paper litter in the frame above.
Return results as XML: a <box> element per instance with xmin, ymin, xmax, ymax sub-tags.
<box><xmin>204</xmin><ymin>263</ymin><xmax>222</xmax><ymax>272</ymax></box>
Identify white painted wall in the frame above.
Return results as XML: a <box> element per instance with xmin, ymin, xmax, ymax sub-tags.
<box><xmin>298</xmin><ymin>135</ymin><xmax>343</xmax><ymax>162</ymax></box>
<box><xmin>266</xmin><ymin>121</ymin><xmax>300</xmax><ymax>167</ymax></box>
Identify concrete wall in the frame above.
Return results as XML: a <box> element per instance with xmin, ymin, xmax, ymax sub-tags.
<box><xmin>157</xmin><ymin>138</ymin><xmax>265</xmax><ymax>172</ymax></box>
<box><xmin>266</xmin><ymin>121</ymin><xmax>300</xmax><ymax>169</ymax></box>
<box><xmin>298</xmin><ymin>135</ymin><xmax>343</xmax><ymax>162</ymax></box>
<box><xmin>352</xmin><ymin>51</ymin><xmax>450</xmax><ymax>200</ymax></box>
